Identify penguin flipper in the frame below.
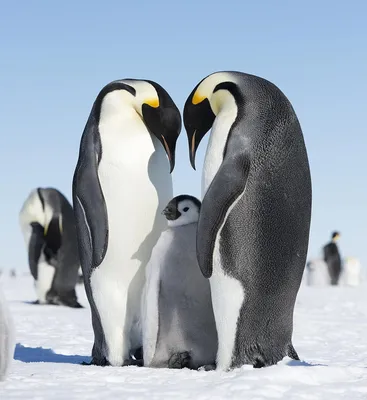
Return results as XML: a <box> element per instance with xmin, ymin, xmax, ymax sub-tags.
<box><xmin>197</xmin><ymin>151</ymin><xmax>250</xmax><ymax>278</ymax></box>
<box><xmin>28</xmin><ymin>222</ymin><xmax>45</xmax><ymax>280</ymax></box>
<box><xmin>72</xmin><ymin>119</ymin><xmax>108</xmax><ymax>271</ymax></box>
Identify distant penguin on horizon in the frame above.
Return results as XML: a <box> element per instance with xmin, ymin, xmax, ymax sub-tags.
<box><xmin>73</xmin><ymin>78</ymin><xmax>181</xmax><ymax>367</ymax></box>
<box><xmin>142</xmin><ymin>195</ymin><xmax>218</xmax><ymax>370</ymax></box>
<box><xmin>183</xmin><ymin>71</ymin><xmax>312</xmax><ymax>370</ymax></box>
<box><xmin>323</xmin><ymin>231</ymin><xmax>342</xmax><ymax>286</ymax></box>
<box><xmin>305</xmin><ymin>258</ymin><xmax>329</xmax><ymax>287</ymax></box>
<box><xmin>341</xmin><ymin>256</ymin><xmax>362</xmax><ymax>287</ymax></box>
<box><xmin>19</xmin><ymin>187</ymin><xmax>82</xmax><ymax>308</ymax></box>
<box><xmin>0</xmin><ymin>285</ymin><xmax>15</xmax><ymax>381</ymax></box>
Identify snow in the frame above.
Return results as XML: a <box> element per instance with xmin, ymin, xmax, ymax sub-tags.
<box><xmin>1</xmin><ymin>274</ymin><xmax>367</xmax><ymax>399</ymax></box>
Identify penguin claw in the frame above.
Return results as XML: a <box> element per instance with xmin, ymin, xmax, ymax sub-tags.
<box><xmin>198</xmin><ymin>363</ymin><xmax>216</xmax><ymax>371</ymax></box>
<box><xmin>253</xmin><ymin>359</ymin><xmax>265</xmax><ymax>368</ymax></box>
<box><xmin>168</xmin><ymin>351</ymin><xmax>191</xmax><ymax>369</ymax></box>
<box><xmin>81</xmin><ymin>357</ymin><xmax>110</xmax><ymax>366</ymax></box>
<box><xmin>122</xmin><ymin>358</ymin><xmax>143</xmax><ymax>367</ymax></box>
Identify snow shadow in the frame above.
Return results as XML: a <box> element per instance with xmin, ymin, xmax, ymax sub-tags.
<box><xmin>286</xmin><ymin>359</ymin><xmax>327</xmax><ymax>367</ymax></box>
<box><xmin>14</xmin><ymin>343</ymin><xmax>91</xmax><ymax>364</ymax></box>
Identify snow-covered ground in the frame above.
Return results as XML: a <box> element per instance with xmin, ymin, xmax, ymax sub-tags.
<box><xmin>1</xmin><ymin>274</ymin><xmax>367</xmax><ymax>399</ymax></box>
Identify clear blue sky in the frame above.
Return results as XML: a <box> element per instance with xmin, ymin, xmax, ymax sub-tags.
<box><xmin>1</xmin><ymin>1</ymin><xmax>366</xmax><ymax>272</ymax></box>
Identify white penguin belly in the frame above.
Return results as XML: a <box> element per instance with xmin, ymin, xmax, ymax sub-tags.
<box><xmin>202</xmin><ymin>101</ymin><xmax>243</xmax><ymax>370</ymax></box>
<box><xmin>91</xmin><ymin>117</ymin><xmax>172</xmax><ymax>366</ymax></box>
<box><xmin>36</xmin><ymin>256</ymin><xmax>55</xmax><ymax>304</ymax></box>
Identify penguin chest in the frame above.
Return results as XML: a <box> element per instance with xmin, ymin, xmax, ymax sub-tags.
<box><xmin>202</xmin><ymin>108</ymin><xmax>237</xmax><ymax>196</ymax></box>
<box><xmin>97</xmin><ymin>119</ymin><xmax>172</xmax><ymax>273</ymax></box>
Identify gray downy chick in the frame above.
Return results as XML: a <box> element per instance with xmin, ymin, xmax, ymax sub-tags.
<box><xmin>141</xmin><ymin>195</ymin><xmax>218</xmax><ymax>369</ymax></box>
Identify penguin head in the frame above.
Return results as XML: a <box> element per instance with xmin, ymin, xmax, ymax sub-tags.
<box><xmin>183</xmin><ymin>72</ymin><xmax>240</xmax><ymax>169</ymax></box>
<box><xmin>162</xmin><ymin>195</ymin><xmax>201</xmax><ymax>227</ymax></box>
<box><xmin>94</xmin><ymin>79</ymin><xmax>181</xmax><ymax>173</ymax></box>
<box><xmin>331</xmin><ymin>231</ymin><xmax>340</xmax><ymax>242</ymax></box>
<box><xmin>39</xmin><ymin>188</ymin><xmax>63</xmax><ymax>236</ymax></box>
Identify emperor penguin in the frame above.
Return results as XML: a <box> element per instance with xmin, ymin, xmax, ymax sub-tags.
<box><xmin>305</xmin><ymin>258</ymin><xmax>329</xmax><ymax>287</ymax></box>
<box><xmin>323</xmin><ymin>231</ymin><xmax>342</xmax><ymax>285</ymax></box>
<box><xmin>72</xmin><ymin>79</ymin><xmax>181</xmax><ymax>367</ymax></box>
<box><xmin>19</xmin><ymin>188</ymin><xmax>82</xmax><ymax>308</ymax></box>
<box><xmin>142</xmin><ymin>195</ymin><xmax>218</xmax><ymax>370</ymax></box>
<box><xmin>341</xmin><ymin>257</ymin><xmax>362</xmax><ymax>287</ymax></box>
<box><xmin>0</xmin><ymin>285</ymin><xmax>15</xmax><ymax>381</ymax></box>
<box><xmin>183</xmin><ymin>71</ymin><xmax>312</xmax><ymax>370</ymax></box>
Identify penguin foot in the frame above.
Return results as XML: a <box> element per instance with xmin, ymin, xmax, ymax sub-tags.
<box><xmin>64</xmin><ymin>301</ymin><xmax>84</xmax><ymax>309</ymax></box>
<box><xmin>32</xmin><ymin>300</ymin><xmax>40</xmax><ymax>305</ymax></box>
<box><xmin>122</xmin><ymin>358</ymin><xmax>143</xmax><ymax>367</ymax></box>
<box><xmin>198</xmin><ymin>363</ymin><xmax>216</xmax><ymax>372</ymax></box>
<box><xmin>81</xmin><ymin>356</ymin><xmax>110</xmax><ymax>366</ymax></box>
<box><xmin>253</xmin><ymin>359</ymin><xmax>265</xmax><ymax>369</ymax></box>
<box><xmin>168</xmin><ymin>352</ymin><xmax>191</xmax><ymax>369</ymax></box>
<box><xmin>132</xmin><ymin>346</ymin><xmax>143</xmax><ymax>361</ymax></box>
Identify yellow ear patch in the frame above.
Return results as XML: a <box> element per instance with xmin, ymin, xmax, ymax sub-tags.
<box><xmin>145</xmin><ymin>98</ymin><xmax>159</xmax><ymax>108</ymax></box>
<box><xmin>192</xmin><ymin>91</ymin><xmax>206</xmax><ymax>105</ymax></box>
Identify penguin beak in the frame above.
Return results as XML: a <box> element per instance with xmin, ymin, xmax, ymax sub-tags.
<box><xmin>160</xmin><ymin>135</ymin><xmax>176</xmax><ymax>173</ymax></box>
<box><xmin>162</xmin><ymin>207</ymin><xmax>177</xmax><ymax>220</ymax></box>
<box><xmin>189</xmin><ymin>130</ymin><xmax>198</xmax><ymax>170</ymax></box>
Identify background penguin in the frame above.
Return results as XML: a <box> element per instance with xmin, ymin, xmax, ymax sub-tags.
<box><xmin>183</xmin><ymin>71</ymin><xmax>312</xmax><ymax>370</ymax></box>
<box><xmin>73</xmin><ymin>79</ymin><xmax>181</xmax><ymax>367</ymax></box>
<box><xmin>0</xmin><ymin>284</ymin><xmax>15</xmax><ymax>381</ymax></box>
<box><xmin>341</xmin><ymin>256</ymin><xmax>362</xmax><ymax>287</ymax></box>
<box><xmin>19</xmin><ymin>188</ymin><xmax>82</xmax><ymax>308</ymax></box>
<box><xmin>304</xmin><ymin>258</ymin><xmax>329</xmax><ymax>287</ymax></box>
<box><xmin>141</xmin><ymin>195</ymin><xmax>218</xmax><ymax>370</ymax></box>
<box><xmin>323</xmin><ymin>231</ymin><xmax>342</xmax><ymax>285</ymax></box>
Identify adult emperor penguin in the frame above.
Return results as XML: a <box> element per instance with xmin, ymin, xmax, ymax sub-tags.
<box><xmin>183</xmin><ymin>71</ymin><xmax>312</xmax><ymax>370</ymax></box>
<box><xmin>72</xmin><ymin>78</ymin><xmax>181</xmax><ymax>367</ymax></box>
<box><xmin>0</xmin><ymin>285</ymin><xmax>15</xmax><ymax>381</ymax></box>
<box><xmin>142</xmin><ymin>195</ymin><xmax>217</xmax><ymax>370</ymax></box>
<box><xmin>323</xmin><ymin>231</ymin><xmax>342</xmax><ymax>285</ymax></box>
<box><xmin>19</xmin><ymin>188</ymin><xmax>82</xmax><ymax>308</ymax></box>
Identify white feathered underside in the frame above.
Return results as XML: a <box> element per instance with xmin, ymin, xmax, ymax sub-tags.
<box><xmin>141</xmin><ymin>230</ymin><xmax>172</xmax><ymax>366</ymax></box>
<box><xmin>0</xmin><ymin>285</ymin><xmax>15</xmax><ymax>381</ymax></box>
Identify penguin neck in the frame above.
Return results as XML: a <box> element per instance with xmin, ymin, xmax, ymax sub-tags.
<box><xmin>98</xmin><ymin>90</ymin><xmax>142</xmax><ymax>132</ymax></box>
<box><xmin>201</xmin><ymin>94</ymin><xmax>238</xmax><ymax>196</ymax></box>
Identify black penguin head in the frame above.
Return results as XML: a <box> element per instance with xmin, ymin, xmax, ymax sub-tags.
<box><xmin>94</xmin><ymin>79</ymin><xmax>181</xmax><ymax>173</ymax></box>
<box><xmin>331</xmin><ymin>231</ymin><xmax>340</xmax><ymax>241</ymax></box>
<box><xmin>162</xmin><ymin>195</ymin><xmax>201</xmax><ymax>227</ymax></box>
<box><xmin>183</xmin><ymin>72</ymin><xmax>240</xmax><ymax>169</ymax></box>
<box><xmin>140</xmin><ymin>80</ymin><xmax>181</xmax><ymax>173</ymax></box>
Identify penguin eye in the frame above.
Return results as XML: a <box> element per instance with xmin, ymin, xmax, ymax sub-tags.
<box><xmin>183</xmin><ymin>207</ymin><xmax>189</xmax><ymax>212</ymax></box>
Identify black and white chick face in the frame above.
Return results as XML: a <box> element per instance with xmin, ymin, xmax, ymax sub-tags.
<box><xmin>162</xmin><ymin>195</ymin><xmax>201</xmax><ymax>228</ymax></box>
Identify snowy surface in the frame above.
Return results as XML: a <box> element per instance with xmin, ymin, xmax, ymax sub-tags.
<box><xmin>1</xmin><ymin>274</ymin><xmax>367</xmax><ymax>399</ymax></box>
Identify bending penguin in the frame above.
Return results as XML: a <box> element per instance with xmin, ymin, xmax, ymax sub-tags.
<box><xmin>0</xmin><ymin>285</ymin><xmax>15</xmax><ymax>381</ymax></box>
<box><xmin>142</xmin><ymin>195</ymin><xmax>218</xmax><ymax>370</ymax></box>
<box><xmin>183</xmin><ymin>71</ymin><xmax>312</xmax><ymax>370</ymax></box>
<box><xmin>322</xmin><ymin>231</ymin><xmax>342</xmax><ymax>285</ymax></box>
<box><xmin>19</xmin><ymin>188</ymin><xmax>82</xmax><ymax>308</ymax></box>
<box><xmin>73</xmin><ymin>79</ymin><xmax>181</xmax><ymax>367</ymax></box>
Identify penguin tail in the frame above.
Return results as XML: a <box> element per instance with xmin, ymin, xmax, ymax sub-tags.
<box><xmin>287</xmin><ymin>344</ymin><xmax>300</xmax><ymax>361</ymax></box>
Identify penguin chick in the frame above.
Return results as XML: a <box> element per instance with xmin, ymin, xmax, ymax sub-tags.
<box><xmin>142</xmin><ymin>195</ymin><xmax>218</xmax><ymax>370</ymax></box>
